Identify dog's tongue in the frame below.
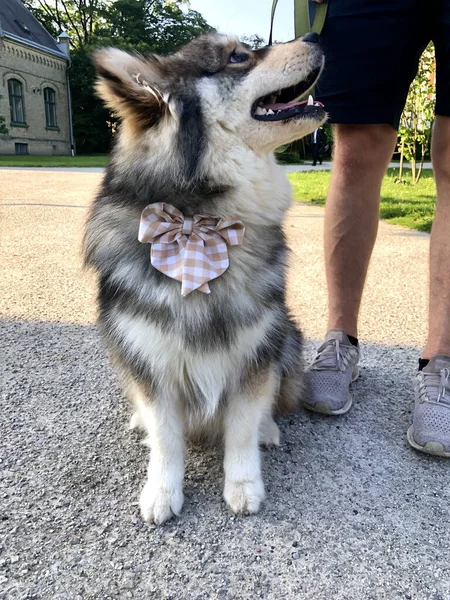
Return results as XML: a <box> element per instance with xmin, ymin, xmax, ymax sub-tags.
<box><xmin>261</xmin><ymin>100</ymin><xmax>307</xmax><ymax>111</ymax></box>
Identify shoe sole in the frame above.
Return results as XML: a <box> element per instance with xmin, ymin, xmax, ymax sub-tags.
<box><xmin>406</xmin><ymin>426</ymin><xmax>450</xmax><ymax>458</ymax></box>
<box><xmin>302</xmin><ymin>366</ymin><xmax>359</xmax><ymax>416</ymax></box>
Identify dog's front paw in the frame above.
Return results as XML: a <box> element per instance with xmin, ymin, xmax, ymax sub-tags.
<box><xmin>139</xmin><ymin>481</ymin><xmax>184</xmax><ymax>525</ymax></box>
<box><xmin>224</xmin><ymin>478</ymin><xmax>265</xmax><ymax>515</ymax></box>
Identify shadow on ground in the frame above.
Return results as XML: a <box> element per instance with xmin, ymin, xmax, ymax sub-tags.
<box><xmin>1</xmin><ymin>319</ymin><xmax>449</xmax><ymax>600</ymax></box>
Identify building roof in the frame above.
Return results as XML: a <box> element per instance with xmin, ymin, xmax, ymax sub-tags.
<box><xmin>0</xmin><ymin>0</ymin><xmax>67</xmax><ymax>59</ymax></box>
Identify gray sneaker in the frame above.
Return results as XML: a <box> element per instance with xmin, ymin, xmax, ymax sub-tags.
<box><xmin>407</xmin><ymin>355</ymin><xmax>450</xmax><ymax>458</ymax></box>
<box><xmin>303</xmin><ymin>329</ymin><xmax>360</xmax><ymax>415</ymax></box>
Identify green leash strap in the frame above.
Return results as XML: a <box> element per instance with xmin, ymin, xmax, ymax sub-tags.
<box><xmin>269</xmin><ymin>0</ymin><xmax>328</xmax><ymax>45</ymax></box>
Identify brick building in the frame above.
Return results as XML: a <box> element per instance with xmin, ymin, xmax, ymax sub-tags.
<box><xmin>0</xmin><ymin>0</ymin><xmax>73</xmax><ymax>155</ymax></box>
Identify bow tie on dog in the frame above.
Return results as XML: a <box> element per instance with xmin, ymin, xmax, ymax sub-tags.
<box><xmin>138</xmin><ymin>202</ymin><xmax>245</xmax><ymax>296</ymax></box>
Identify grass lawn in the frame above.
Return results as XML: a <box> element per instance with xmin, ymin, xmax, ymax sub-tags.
<box><xmin>288</xmin><ymin>168</ymin><xmax>436</xmax><ymax>233</ymax></box>
<box><xmin>0</xmin><ymin>154</ymin><xmax>108</xmax><ymax>167</ymax></box>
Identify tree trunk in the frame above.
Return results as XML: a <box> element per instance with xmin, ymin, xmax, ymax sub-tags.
<box><xmin>411</xmin><ymin>156</ymin><xmax>416</xmax><ymax>183</ymax></box>
<box><xmin>414</xmin><ymin>144</ymin><xmax>425</xmax><ymax>184</ymax></box>
<box><xmin>399</xmin><ymin>139</ymin><xmax>405</xmax><ymax>181</ymax></box>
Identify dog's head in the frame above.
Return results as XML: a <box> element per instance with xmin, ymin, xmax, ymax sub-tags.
<box><xmin>95</xmin><ymin>33</ymin><xmax>326</xmax><ymax>174</ymax></box>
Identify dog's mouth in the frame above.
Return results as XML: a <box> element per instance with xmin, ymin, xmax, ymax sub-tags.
<box><xmin>251</xmin><ymin>66</ymin><xmax>325</xmax><ymax>122</ymax></box>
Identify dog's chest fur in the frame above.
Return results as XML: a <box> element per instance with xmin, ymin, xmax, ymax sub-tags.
<box><xmin>85</xmin><ymin>154</ymin><xmax>296</xmax><ymax>421</ymax></box>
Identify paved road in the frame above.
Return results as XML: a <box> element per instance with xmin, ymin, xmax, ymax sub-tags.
<box><xmin>0</xmin><ymin>161</ymin><xmax>434</xmax><ymax>173</ymax></box>
<box><xmin>1</xmin><ymin>170</ymin><xmax>448</xmax><ymax>600</ymax></box>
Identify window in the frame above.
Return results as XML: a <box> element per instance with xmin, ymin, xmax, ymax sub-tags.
<box><xmin>15</xmin><ymin>143</ymin><xmax>28</xmax><ymax>155</ymax></box>
<box><xmin>44</xmin><ymin>87</ymin><xmax>57</xmax><ymax>128</ymax></box>
<box><xmin>8</xmin><ymin>79</ymin><xmax>26</xmax><ymax>124</ymax></box>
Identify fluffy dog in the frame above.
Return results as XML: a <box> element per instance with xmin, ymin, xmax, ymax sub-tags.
<box><xmin>84</xmin><ymin>33</ymin><xmax>326</xmax><ymax>524</ymax></box>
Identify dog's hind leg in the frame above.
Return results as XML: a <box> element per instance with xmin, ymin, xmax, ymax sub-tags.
<box><xmin>275</xmin><ymin>321</ymin><xmax>304</xmax><ymax>413</ymax></box>
<box><xmin>223</xmin><ymin>367</ymin><xmax>279</xmax><ymax>515</ymax></box>
<box><xmin>259</xmin><ymin>413</ymin><xmax>280</xmax><ymax>448</ymax></box>
<box><xmin>128</xmin><ymin>410</ymin><xmax>146</xmax><ymax>431</ymax></box>
<box><xmin>137</xmin><ymin>388</ymin><xmax>185</xmax><ymax>525</ymax></box>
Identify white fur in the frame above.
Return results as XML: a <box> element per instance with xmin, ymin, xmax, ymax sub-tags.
<box><xmin>223</xmin><ymin>368</ymin><xmax>279</xmax><ymax>514</ymax></box>
<box><xmin>137</xmin><ymin>394</ymin><xmax>185</xmax><ymax>524</ymax></box>
<box><xmin>112</xmin><ymin>308</ymin><xmax>282</xmax><ymax>522</ymax></box>
<box><xmin>113</xmin><ymin>308</ymin><xmax>278</xmax><ymax>422</ymax></box>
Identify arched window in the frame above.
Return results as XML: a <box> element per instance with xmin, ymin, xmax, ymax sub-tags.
<box><xmin>8</xmin><ymin>79</ymin><xmax>26</xmax><ymax>124</ymax></box>
<box><xmin>44</xmin><ymin>87</ymin><xmax>57</xmax><ymax>128</ymax></box>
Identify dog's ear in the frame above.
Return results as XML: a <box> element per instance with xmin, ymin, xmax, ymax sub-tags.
<box><xmin>94</xmin><ymin>48</ymin><xmax>167</xmax><ymax>129</ymax></box>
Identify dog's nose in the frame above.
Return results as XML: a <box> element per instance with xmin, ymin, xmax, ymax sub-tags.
<box><xmin>302</xmin><ymin>32</ymin><xmax>320</xmax><ymax>44</ymax></box>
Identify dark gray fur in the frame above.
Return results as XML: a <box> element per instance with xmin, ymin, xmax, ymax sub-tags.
<box><xmin>84</xmin><ymin>34</ymin><xmax>304</xmax><ymax>414</ymax></box>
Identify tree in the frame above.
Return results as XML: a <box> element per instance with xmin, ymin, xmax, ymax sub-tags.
<box><xmin>71</xmin><ymin>1</ymin><xmax>211</xmax><ymax>152</ymax></box>
<box><xmin>69</xmin><ymin>47</ymin><xmax>115</xmax><ymax>153</ymax></box>
<box><xmin>22</xmin><ymin>0</ymin><xmax>108</xmax><ymax>47</ymax></box>
<box><xmin>397</xmin><ymin>43</ymin><xmax>435</xmax><ymax>184</ymax></box>
<box><xmin>23</xmin><ymin>0</ymin><xmax>211</xmax><ymax>49</ymax></box>
<box><xmin>24</xmin><ymin>0</ymin><xmax>212</xmax><ymax>153</ymax></box>
<box><xmin>0</xmin><ymin>116</ymin><xmax>8</xmax><ymax>135</ymax></box>
<box><xmin>240</xmin><ymin>34</ymin><xmax>266</xmax><ymax>50</ymax></box>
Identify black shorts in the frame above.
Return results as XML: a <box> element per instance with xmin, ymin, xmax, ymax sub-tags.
<box><xmin>315</xmin><ymin>0</ymin><xmax>450</xmax><ymax>128</ymax></box>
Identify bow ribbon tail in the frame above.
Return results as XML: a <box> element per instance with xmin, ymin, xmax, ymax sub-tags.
<box><xmin>180</xmin><ymin>237</ymin><xmax>211</xmax><ymax>296</ymax></box>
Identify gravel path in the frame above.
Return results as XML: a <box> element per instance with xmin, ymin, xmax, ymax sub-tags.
<box><xmin>1</xmin><ymin>170</ymin><xmax>448</xmax><ymax>600</ymax></box>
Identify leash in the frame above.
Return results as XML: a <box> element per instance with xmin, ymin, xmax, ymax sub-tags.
<box><xmin>269</xmin><ymin>0</ymin><xmax>328</xmax><ymax>45</ymax></box>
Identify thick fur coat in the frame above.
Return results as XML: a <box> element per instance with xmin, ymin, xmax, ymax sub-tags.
<box><xmin>84</xmin><ymin>33</ymin><xmax>326</xmax><ymax>524</ymax></box>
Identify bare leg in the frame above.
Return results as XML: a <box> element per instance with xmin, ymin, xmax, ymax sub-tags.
<box><xmin>223</xmin><ymin>369</ymin><xmax>278</xmax><ymax>515</ymax></box>
<box><xmin>325</xmin><ymin>124</ymin><xmax>397</xmax><ymax>337</ymax></box>
<box><xmin>137</xmin><ymin>389</ymin><xmax>185</xmax><ymax>525</ymax></box>
<box><xmin>423</xmin><ymin>115</ymin><xmax>450</xmax><ymax>358</ymax></box>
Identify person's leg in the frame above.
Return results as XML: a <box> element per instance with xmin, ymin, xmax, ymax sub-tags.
<box><xmin>304</xmin><ymin>124</ymin><xmax>397</xmax><ymax>415</ymax></box>
<box><xmin>312</xmin><ymin>142</ymin><xmax>318</xmax><ymax>166</ymax></box>
<box><xmin>408</xmin><ymin>117</ymin><xmax>450</xmax><ymax>456</ymax></box>
<box><xmin>325</xmin><ymin>124</ymin><xmax>398</xmax><ymax>338</ymax></box>
<box><xmin>304</xmin><ymin>0</ymin><xmax>429</xmax><ymax>415</ymax></box>
<box><xmin>423</xmin><ymin>116</ymin><xmax>450</xmax><ymax>358</ymax></box>
<box><xmin>423</xmin><ymin>134</ymin><xmax>450</xmax><ymax>356</ymax></box>
<box><xmin>407</xmin><ymin>4</ymin><xmax>450</xmax><ymax>457</ymax></box>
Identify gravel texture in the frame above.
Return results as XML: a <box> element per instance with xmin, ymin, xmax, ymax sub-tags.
<box><xmin>1</xmin><ymin>169</ymin><xmax>449</xmax><ymax>600</ymax></box>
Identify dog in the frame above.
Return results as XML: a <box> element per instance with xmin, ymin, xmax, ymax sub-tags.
<box><xmin>84</xmin><ymin>32</ymin><xmax>326</xmax><ymax>524</ymax></box>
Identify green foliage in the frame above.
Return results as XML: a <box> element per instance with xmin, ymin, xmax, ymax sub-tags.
<box><xmin>0</xmin><ymin>115</ymin><xmax>8</xmax><ymax>135</ymax></box>
<box><xmin>289</xmin><ymin>168</ymin><xmax>436</xmax><ymax>233</ymax></box>
<box><xmin>24</xmin><ymin>0</ymin><xmax>212</xmax><ymax>153</ymax></box>
<box><xmin>69</xmin><ymin>47</ymin><xmax>115</xmax><ymax>154</ymax></box>
<box><xmin>240</xmin><ymin>34</ymin><xmax>266</xmax><ymax>50</ymax></box>
<box><xmin>397</xmin><ymin>43</ymin><xmax>435</xmax><ymax>184</ymax></box>
<box><xmin>22</xmin><ymin>0</ymin><xmax>109</xmax><ymax>46</ymax></box>
<box><xmin>143</xmin><ymin>1</ymin><xmax>212</xmax><ymax>55</ymax></box>
<box><xmin>24</xmin><ymin>0</ymin><xmax>211</xmax><ymax>49</ymax></box>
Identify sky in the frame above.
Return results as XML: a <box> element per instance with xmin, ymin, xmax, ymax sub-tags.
<box><xmin>189</xmin><ymin>0</ymin><xmax>295</xmax><ymax>43</ymax></box>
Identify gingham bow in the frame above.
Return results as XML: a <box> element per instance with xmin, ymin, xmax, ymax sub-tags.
<box><xmin>138</xmin><ymin>202</ymin><xmax>245</xmax><ymax>296</ymax></box>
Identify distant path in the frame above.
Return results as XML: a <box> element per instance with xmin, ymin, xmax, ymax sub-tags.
<box><xmin>0</xmin><ymin>161</ymin><xmax>433</xmax><ymax>173</ymax></box>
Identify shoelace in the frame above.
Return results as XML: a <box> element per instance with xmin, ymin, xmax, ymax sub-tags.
<box><xmin>418</xmin><ymin>368</ymin><xmax>450</xmax><ymax>405</ymax></box>
<box><xmin>311</xmin><ymin>339</ymin><xmax>357</xmax><ymax>373</ymax></box>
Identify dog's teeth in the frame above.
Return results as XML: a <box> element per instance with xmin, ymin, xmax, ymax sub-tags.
<box><xmin>255</xmin><ymin>106</ymin><xmax>268</xmax><ymax>115</ymax></box>
<box><xmin>307</xmin><ymin>95</ymin><xmax>314</xmax><ymax>106</ymax></box>
<box><xmin>267</xmin><ymin>109</ymin><xmax>275</xmax><ymax>115</ymax></box>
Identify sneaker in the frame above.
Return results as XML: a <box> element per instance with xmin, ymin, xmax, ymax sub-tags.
<box><xmin>407</xmin><ymin>355</ymin><xmax>450</xmax><ymax>458</ymax></box>
<box><xmin>303</xmin><ymin>329</ymin><xmax>360</xmax><ymax>415</ymax></box>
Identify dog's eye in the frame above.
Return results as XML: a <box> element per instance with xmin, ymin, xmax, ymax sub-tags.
<box><xmin>229</xmin><ymin>51</ymin><xmax>249</xmax><ymax>64</ymax></box>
